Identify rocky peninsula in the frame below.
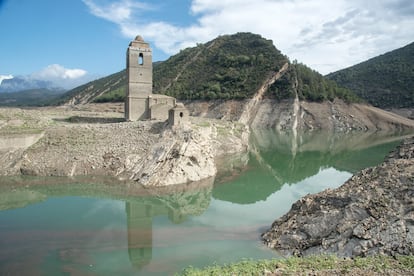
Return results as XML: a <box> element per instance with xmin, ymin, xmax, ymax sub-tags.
<box><xmin>0</xmin><ymin>104</ymin><xmax>248</xmax><ymax>186</ymax></box>
<box><xmin>262</xmin><ymin>136</ymin><xmax>414</xmax><ymax>257</ymax></box>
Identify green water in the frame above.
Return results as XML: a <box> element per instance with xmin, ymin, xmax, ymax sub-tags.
<box><xmin>0</xmin><ymin>131</ymin><xmax>407</xmax><ymax>275</ymax></box>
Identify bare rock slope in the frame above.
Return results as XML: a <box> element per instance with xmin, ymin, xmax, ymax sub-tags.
<box><xmin>186</xmin><ymin>99</ymin><xmax>414</xmax><ymax>132</ymax></box>
<box><xmin>262</xmin><ymin>136</ymin><xmax>414</xmax><ymax>257</ymax></box>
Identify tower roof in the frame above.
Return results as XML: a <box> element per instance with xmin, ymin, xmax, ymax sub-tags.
<box><xmin>129</xmin><ymin>35</ymin><xmax>150</xmax><ymax>48</ymax></box>
<box><xmin>134</xmin><ymin>35</ymin><xmax>144</xmax><ymax>42</ymax></box>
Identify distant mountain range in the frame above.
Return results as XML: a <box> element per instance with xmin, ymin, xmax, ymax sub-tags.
<box><xmin>0</xmin><ymin>76</ymin><xmax>66</xmax><ymax>106</ymax></box>
<box><xmin>327</xmin><ymin>42</ymin><xmax>414</xmax><ymax>109</ymax></box>
<box><xmin>0</xmin><ymin>76</ymin><xmax>64</xmax><ymax>93</ymax></box>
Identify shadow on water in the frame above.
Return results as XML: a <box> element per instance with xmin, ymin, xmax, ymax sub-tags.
<box><xmin>213</xmin><ymin>129</ymin><xmax>411</xmax><ymax>204</ymax></box>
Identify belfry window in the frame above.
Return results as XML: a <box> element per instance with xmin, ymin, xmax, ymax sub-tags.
<box><xmin>138</xmin><ymin>53</ymin><xmax>144</xmax><ymax>65</ymax></box>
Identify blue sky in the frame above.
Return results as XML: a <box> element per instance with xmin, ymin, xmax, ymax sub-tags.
<box><xmin>1</xmin><ymin>0</ymin><xmax>413</xmax><ymax>89</ymax></box>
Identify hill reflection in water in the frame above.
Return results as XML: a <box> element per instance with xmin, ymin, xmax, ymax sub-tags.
<box><xmin>213</xmin><ymin>130</ymin><xmax>407</xmax><ymax>204</ymax></box>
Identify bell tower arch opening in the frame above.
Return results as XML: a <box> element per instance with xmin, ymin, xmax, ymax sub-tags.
<box><xmin>138</xmin><ymin>53</ymin><xmax>144</xmax><ymax>65</ymax></box>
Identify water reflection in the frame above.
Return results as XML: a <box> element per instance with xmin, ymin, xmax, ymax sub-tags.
<box><xmin>126</xmin><ymin>201</ymin><xmax>153</xmax><ymax>269</ymax></box>
<box><xmin>0</xmin><ymin>189</ymin><xmax>46</xmax><ymax>211</ymax></box>
<box><xmin>252</xmin><ymin>129</ymin><xmax>411</xmax><ymax>174</ymax></box>
<box><xmin>125</xmin><ymin>182</ymin><xmax>213</xmax><ymax>269</ymax></box>
<box><xmin>0</xmin><ymin>177</ymin><xmax>214</xmax><ymax>273</ymax></box>
<box><xmin>214</xmin><ymin>130</ymin><xmax>409</xmax><ymax>204</ymax></box>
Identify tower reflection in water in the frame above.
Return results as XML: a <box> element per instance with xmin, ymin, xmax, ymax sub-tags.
<box><xmin>125</xmin><ymin>179</ymin><xmax>214</xmax><ymax>269</ymax></box>
<box><xmin>126</xmin><ymin>202</ymin><xmax>153</xmax><ymax>269</ymax></box>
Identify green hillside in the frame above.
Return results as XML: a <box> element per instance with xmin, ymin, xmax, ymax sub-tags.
<box><xmin>54</xmin><ymin>70</ymin><xmax>126</xmax><ymax>105</ymax></box>
<box><xmin>58</xmin><ymin>32</ymin><xmax>358</xmax><ymax>104</ymax></box>
<box><xmin>327</xmin><ymin>42</ymin><xmax>414</xmax><ymax>108</ymax></box>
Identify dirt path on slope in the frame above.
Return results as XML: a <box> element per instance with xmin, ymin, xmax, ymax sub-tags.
<box><xmin>239</xmin><ymin>62</ymin><xmax>289</xmax><ymax>125</ymax></box>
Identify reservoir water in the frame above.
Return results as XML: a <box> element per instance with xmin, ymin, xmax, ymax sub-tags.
<box><xmin>0</xmin><ymin>130</ymin><xmax>408</xmax><ymax>275</ymax></box>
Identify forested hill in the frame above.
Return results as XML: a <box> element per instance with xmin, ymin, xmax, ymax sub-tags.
<box><xmin>57</xmin><ymin>32</ymin><xmax>358</xmax><ymax>105</ymax></box>
<box><xmin>268</xmin><ymin>61</ymin><xmax>358</xmax><ymax>102</ymax></box>
<box><xmin>327</xmin><ymin>42</ymin><xmax>414</xmax><ymax>108</ymax></box>
<box><xmin>154</xmin><ymin>32</ymin><xmax>357</xmax><ymax>102</ymax></box>
<box><xmin>154</xmin><ymin>32</ymin><xmax>288</xmax><ymax>100</ymax></box>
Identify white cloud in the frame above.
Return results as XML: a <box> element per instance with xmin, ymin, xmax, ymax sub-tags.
<box><xmin>26</xmin><ymin>64</ymin><xmax>92</xmax><ymax>89</ymax></box>
<box><xmin>84</xmin><ymin>0</ymin><xmax>414</xmax><ymax>74</ymax></box>
<box><xmin>2</xmin><ymin>66</ymin><xmax>91</xmax><ymax>90</ymax></box>
<box><xmin>82</xmin><ymin>0</ymin><xmax>151</xmax><ymax>24</ymax></box>
<box><xmin>0</xmin><ymin>74</ymin><xmax>13</xmax><ymax>85</ymax></box>
<box><xmin>32</xmin><ymin>64</ymin><xmax>87</xmax><ymax>80</ymax></box>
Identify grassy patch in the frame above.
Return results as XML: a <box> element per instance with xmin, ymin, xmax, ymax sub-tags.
<box><xmin>178</xmin><ymin>255</ymin><xmax>414</xmax><ymax>275</ymax></box>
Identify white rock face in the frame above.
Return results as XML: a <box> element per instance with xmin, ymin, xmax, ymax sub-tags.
<box><xmin>134</xmin><ymin>125</ymin><xmax>217</xmax><ymax>186</ymax></box>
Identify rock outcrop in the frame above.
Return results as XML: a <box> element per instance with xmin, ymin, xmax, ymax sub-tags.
<box><xmin>128</xmin><ymin>124</ymin><xmax>217</xmax><ymax>186</ymax></box>
<box><xmin>262</xmin><ymin>136</ymin><xmax>414</xmax><ymax>257</ymax></box>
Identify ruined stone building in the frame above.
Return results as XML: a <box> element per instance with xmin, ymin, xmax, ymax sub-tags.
<box><xmin>125</xmin><ymin>36</ymin><xmax>189</xmax><ymax>125</ymax></box>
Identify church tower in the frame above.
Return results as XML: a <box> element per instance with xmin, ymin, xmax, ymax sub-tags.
<box><xmin>125</xmin><ymin>35</ymin><xmax>153</xmax><ymax>121</ymax></box>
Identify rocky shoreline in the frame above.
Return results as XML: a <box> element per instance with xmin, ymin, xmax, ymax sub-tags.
<box><xmin>262</xmin><ymin>136</ymin><xmax>414</xmax><ymax>257</ymax></box>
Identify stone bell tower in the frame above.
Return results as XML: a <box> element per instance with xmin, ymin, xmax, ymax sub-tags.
<box><xmin>125</xmin><ymin>35</ymin><xmax>153</xmax><ymax>121</ymax></box>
